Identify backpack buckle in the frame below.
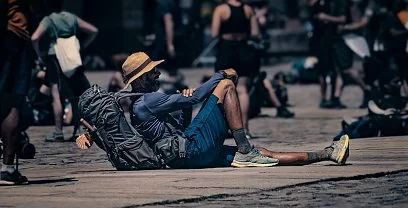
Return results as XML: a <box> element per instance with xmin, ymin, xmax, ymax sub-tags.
<box><xmin>178</xmin><ymin>136</ymin><xmax>186</xmax><ymax>158</ymax></box>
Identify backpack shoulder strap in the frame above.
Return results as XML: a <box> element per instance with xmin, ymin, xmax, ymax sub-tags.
<box><xmin>114</xmin><ymin>91</ymin><xmax>144</xmax><ymax>102</ymax></box>
<box><xmin>47</xmin><ymin>16</ymin><xmax>59</xmax><ymax>40</ymax></box>
<box><xmin>113</xmin><ymin>91</ymin><xmax>144</xmax><ymax>135</ymax></box>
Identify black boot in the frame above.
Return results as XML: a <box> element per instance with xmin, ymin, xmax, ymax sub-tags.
<box><xmin>276</xmin><ymin>106</ymin><xmax>295</xmax><ymax>118</ymax></box>
<box><xmin>330</xmin><ymin>97</ymin><xmax>347</xmax><ymax>109</ymax></box>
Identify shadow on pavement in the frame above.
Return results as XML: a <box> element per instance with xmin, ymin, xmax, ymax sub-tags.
<box><xmin>29</xmin><ymin>177</ymin><xmax>78</xmax><ymax>185</ymax></box>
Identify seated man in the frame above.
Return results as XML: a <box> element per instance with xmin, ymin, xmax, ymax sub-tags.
<box><xmin>117</xmin><ymin>52</ymin><xmax>349</xmax><ymax>168</ymax></box>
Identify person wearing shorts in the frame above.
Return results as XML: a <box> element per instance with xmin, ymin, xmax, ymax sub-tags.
<box><xmin>117</xmin><ymin>52</ymin><xmax>350</xmax><ymax>169</ymax></box>
<box><xmin>0</xmin><ymin>0</ymin><xmax>31</xmax><ymax>185</ymax></box>
<box><xmin>31</xmin><ymin>0</ymin><xmax>98</xmax><ymax>141</ymax></box>
<box><xmin>212</xmin><ymin>0</ymin><xmax>259</xmax><ymax>138</ymax></box>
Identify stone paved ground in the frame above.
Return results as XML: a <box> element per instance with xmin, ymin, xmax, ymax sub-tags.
<box><xmin>1</xmin><ymin>64</ymin><xmax>408</xmax><ymax>208</ymax></box>
<box><xmin>161</xmin><ymin>171</ymin><xmax>408</xmax><ymax>208</ymax></box>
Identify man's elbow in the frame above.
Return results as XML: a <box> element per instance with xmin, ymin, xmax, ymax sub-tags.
<box><xmin>91</xmin><ymin>27</ymin><xmax>99</xmax><ymax>35</ymax></box>
<box><xmin>31</xmin><ymin>35</ymin><xmax>39</xmax><ymax>42</ymax></box>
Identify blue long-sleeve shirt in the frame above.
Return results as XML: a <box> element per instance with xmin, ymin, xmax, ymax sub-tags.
<box><xmin>130</xmin><ymin>73</ymin><xmax>224</xmax><ymax>146</ymax></box>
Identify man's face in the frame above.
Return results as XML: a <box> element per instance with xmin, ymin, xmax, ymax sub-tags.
<box><xmin>146</xmin><ymin>68</ymin><xmax>161</xmax><ymax>92</ymax></box>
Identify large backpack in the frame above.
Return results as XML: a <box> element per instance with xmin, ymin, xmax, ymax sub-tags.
<box><xmin>78</xmin><ymin>85</ymin><xmax>162</xmax><ymax>170</ymax></box>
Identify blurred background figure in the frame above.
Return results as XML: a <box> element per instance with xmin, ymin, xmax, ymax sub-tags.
<box><xmin>308</xmin><ymin>0</ymin><xmax>348</xmax><ymax>109</ymax></box>
<box><xmin>211</xmin><ymin>0</ymin><xmax>260</xmax><ymax>139</ymax></box>
<box><xmin>0</xmin><ymin>0</ymin><xmax>32</xmax><ymax>185</ymax></box>
<box><xmin>31</xmin><ymin>0</ymin><xmax>98</xmax><ymax>142</ymax></box>
<box><xmin>388</xmin><ymin>0</ymin><xmax>408</xmax><ymax>101</ymax></box>
<box><xmin>335</xmin><ymin>0</ymin><xmax>372</xmax><ymax>108</ymax></box>
<box><xmin>151</xmin><ymin>0</ymin><xmax>180</xmax><ymax>78</ymax></box>
<box><xmin>246</xmin><ymin>0</ymin><xmax>295</xmax><ymax>118</ymax></box>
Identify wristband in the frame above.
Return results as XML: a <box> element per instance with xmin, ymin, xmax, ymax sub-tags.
<box><xmin>219</xmin><ymin>70</ymin><xmax>228</xmax><ymax>79</ymax></box>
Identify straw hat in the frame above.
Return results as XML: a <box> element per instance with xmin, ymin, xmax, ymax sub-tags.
<box><xmin>122</xmin><ymin>52</ymin><xmax>164</xmax><ymax>89</ymax></box>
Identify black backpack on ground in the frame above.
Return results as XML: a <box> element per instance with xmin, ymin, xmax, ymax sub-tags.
<box><xmin>79</xmin><ymin>85</ymin><xmax>162</xmax><ymax>170</ymax></box>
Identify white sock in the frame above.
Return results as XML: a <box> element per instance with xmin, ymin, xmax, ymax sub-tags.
<box><xmin>1</xmin><ymin>164</ymin><xmax>15</xmax><ymax>173</ymax></box>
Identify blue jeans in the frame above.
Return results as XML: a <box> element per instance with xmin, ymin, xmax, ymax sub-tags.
<box><xmin>183</xmin><ymin>95</ymin><xmax>237</xmax><ymax>168</ymax></box>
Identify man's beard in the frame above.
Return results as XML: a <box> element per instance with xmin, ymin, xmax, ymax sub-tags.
<box><xmin>149</xmin><ymin>79</ymin><xmax>160</xmax><ymax>92</ymax></box>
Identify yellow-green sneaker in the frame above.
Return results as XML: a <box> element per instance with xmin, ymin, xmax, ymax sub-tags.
<box><xmin>231</xmin><ymin>148</ymin><xmax>279</xmax><ymax>167</ymax></box>
<box><xmin>328</xmin><ymin>134</ymin><xmax>350</xmax><ymax>165</ymax></box>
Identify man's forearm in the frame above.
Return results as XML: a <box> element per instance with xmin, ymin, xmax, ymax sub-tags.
<box><xmin>164</xmin><ymin>14</ymin><xmax>174</xmax><ymax>47</ymax></box>
<box><xmin>390</xmin><ymin>28</ymin><xmax>408</xmax><ymax>37</ymax></box>
<box><xmin>192</xmin><ymin>73</ymin><xmax>224</xmax><ymax>102</ymax></box>
<box><xmin>343</xmin><ymin>17</ymin><xmax>369</xmax><ymax>30</ymax></box>
<box><xmin>324</xmin><ymin>15</ymin><xmax>346</xmax><ymax>23</ymax></box>
<box><xmin>82</xmin><ymin>33</ymin><xmax>97</xmax><ymax>49</ymax></box>
<box><xmin>31</xmin><ymin>40</ymin><xmax>42</xmax><ymax>60</ymax></box>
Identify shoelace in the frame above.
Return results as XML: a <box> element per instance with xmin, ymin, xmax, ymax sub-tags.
<box><xmin>251</xmin><ymin>149</ymin><xmax>271</xmax><ymax>159</ymax></box>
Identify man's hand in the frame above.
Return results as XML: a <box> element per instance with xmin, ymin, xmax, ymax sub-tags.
<box><xmin>167</xmin><ymin>44</ymin><xmax>176</xmax><ymax>58</ymax></box>
<box><xmin>221</xmin><ymin>68</ymin><xmax>238</xmax><ymax>84</ymax></box>
<box><xmin>76</xmin><ymin>133</ymin><xmax>93</xmax><ymax>150</ymax></box>
<box><xmin>176</xmin><ymin>88</ymin><xmax>196</xmax><ymax>97</ymax></box>
<box><xmin>317</xmin><ymin>12</ymin><xmax>329</xmax><ymax>21</ymax></box>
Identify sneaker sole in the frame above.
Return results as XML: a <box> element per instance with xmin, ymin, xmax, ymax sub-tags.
<box><xmin>0</xmin><ymin>180</ymin><xmax>29</xmax><ymax>186</ymax></box>
<box><xmin>339</xmin><ymin>148</ymin><xmax>350</xmax><ymax>165</ymax></box>
<box><xmin>336</xmin><ymin>134</ymin><xmax>350</xmax><ymax>165</ymax></box>
<box><xmin>231</xmin><ymin>161</ymin><xmax>279</xmax><ymax>168</ymax></box>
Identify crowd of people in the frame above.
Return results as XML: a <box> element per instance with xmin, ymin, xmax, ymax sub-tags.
<box><xmin>1</xmin><ymin>0</ymin><xmax>407</xmax><ymax>185</ymax></box>
<box><xmin>309</xmin><ymin>0</ymin><xmax>408</xmax><ymax>109</ymax></box>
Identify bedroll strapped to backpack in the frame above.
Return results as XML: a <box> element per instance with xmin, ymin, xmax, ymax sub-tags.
<box><xmin>79</xmin><ymin>85</ymin><xmax>162</xmax><ymax>170</ymax></box>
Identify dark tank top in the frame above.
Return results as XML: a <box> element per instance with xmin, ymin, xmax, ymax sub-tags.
<box><xmin>220</xmin><ymin>3</ymin><xmax>250</xmax><ymax>34</ymax></box>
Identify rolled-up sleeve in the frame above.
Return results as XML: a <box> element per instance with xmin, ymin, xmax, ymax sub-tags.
<box><xmin>145</xmin><ymin>73</ymin><xmax>224</xmax><ymax>114</ymax></box>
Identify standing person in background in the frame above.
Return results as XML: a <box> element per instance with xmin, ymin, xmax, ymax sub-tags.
<box><xmin>211</xmin><ymin>0</ymin><xmax>259</xmax><ymax>139</ymax></box>
<box><xmin>152</xmin><ymin>0</ymin><xmax>179</xmax><ymax>78</ymax></box>
<box><xmin>388</xmin><ymin>0</ymin><xmax>408</xmax><ymax>99</ymax></box>
<box><xmin>309</xmin><ymin>0</ymin><xmax>348</xmax><ymax>109</ymax></box>
<box><xmin>31</xmin><ymin>0</ymin><xmax>98</xmax><ymax>141</ymax></box>
<box><xmin>335</xmin><ymin>0</ymin><xmax>373</xmax><ymax>108</ymax></box>
<box><xmin>0</xmin><ymin>0</ymin><xmax>31</xmax><ymax>185</ymax></box>
<box><xmin>247</xmin><ymin>0</ymin><xmax>295</xmax><ymax>118</ymax></box>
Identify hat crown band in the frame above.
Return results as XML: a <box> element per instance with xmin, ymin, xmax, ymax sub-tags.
<box><xmin>125</xmin><ymin>58</ymin><xmax>152</xmax><ymax>80</ymax></box>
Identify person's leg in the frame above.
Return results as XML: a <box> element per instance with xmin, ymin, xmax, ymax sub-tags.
<box><xmin>317</xmin><ymin>36</ymin><xmax>331</xmax><ymax>108</ymax></box>
<box><xmin>212</xmin><ymin>79</ymin><xmax>249</xmax><ymax>151</ymax></box>
<box><xmin>332</xmin><ymin>40</ymin><xmax>364</xmax><ymax>109</ymax></box>
<box><xmin>262</xmin><ymin>79</ymin><xmax>294</xmax><ymax>118</ymax></box>
<box><xmin>44</xmin><ymin>56</ymin><xmax>65</xmax><ymax>141</ymax></box>
<box><xmin>333</xmin><ymin>72</ymin><xmax>343</xmax><ymax>99</ymax></box>
<box><xmin>215</xmin><ymin>134</ymin><xmax>350</xmax><ymax>167</ymax></box>
<box><xmin>211</xmin><ymin>78</ymin><xmax>279</xmax><ymax>167</ymax></box>
<box><xmin>319</xmin><ymin>75</ymin><xmax>328</xmax><ymax>105</ymax></box>
<box><xmin>394</xmin><ymin>53</ymin><xmax>408</xmax><ymax>98</ymax></box>
<box><xmin>184</xmin><ymin>77</ymin><xmax>278</xmax><ymax>168</ymax></box>
<box><xmin>50</xmin><ymin>84</ymin><xmax>63</xmax><ymax>135</ymax></box>
<box><xmin>66</xmin><ymin>70</ymin><xmax>91</xmax><ymax>139</ymax></box>
<box><xmin>0</xmin><ymin>104</ymin><xmax>28</xmax><ymax>185</ymax></box>
<box><xmin>236</xmin><ymin>77</ymin><xmax>250</xmax><ymax>129</ymax></box>
<box><xmin>259</xmin><ymin>134</ymin><xmax>350</xmax><ymax>165</ymax></box>
<box><xmin>0</xmin><ymin>36</ymin><xmax>29</xmax><ymax>184</ymax></box>
<box><xmin>343</xmin><ymin>67</ymin><xmax>371</xmax><ymax>108</ymax></box>
<box><xmin>263</xmin><ymin>78</ymin><xmax>282</xmax><ymax>107</ymax></box>
<box><xmin>1</xmin><ymin>107</ymin><xmax>19</xmax><ymax>165</ymax></box>
<box><xmin>343</xmin><ymin>68</ymin><xmax>368</xmax><ymax>91</ymax></box>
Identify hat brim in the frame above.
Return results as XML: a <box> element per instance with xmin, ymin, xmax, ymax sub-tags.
<box><xmin>123</xmin><ymin>60</ymin><xmax>164</xmax><ymax>90</ymax></box>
